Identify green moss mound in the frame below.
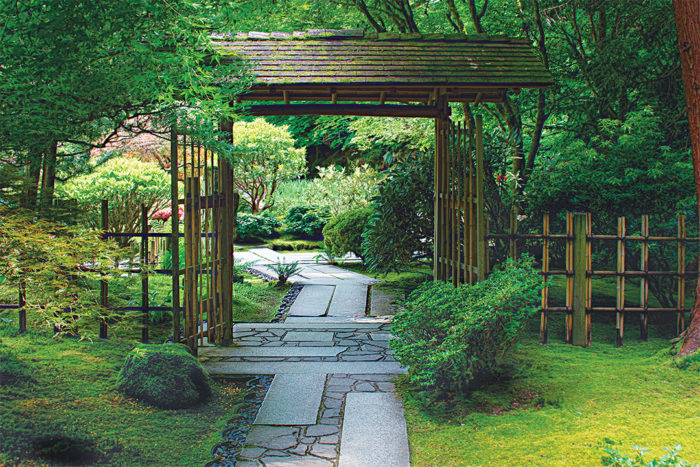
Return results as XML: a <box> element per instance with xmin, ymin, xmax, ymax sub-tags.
<box><xmin>116</xmin><ymin>343</ymin><xmax>211</xmax><ymax>409</ymax></box>
<box><xmin>0</xmin><ymin>342</ymin><xmax>32</xmax><ymax>386</ymax></box>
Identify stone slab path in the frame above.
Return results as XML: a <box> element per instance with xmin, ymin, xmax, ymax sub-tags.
<box><xmin>201</xmin><ymin>251</ymin><xmax>410</xmax><ymax>466</ymax></box>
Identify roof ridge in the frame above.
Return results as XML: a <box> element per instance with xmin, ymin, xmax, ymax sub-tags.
<box><xmin>212</xmin><ymin>29</ymin><xmax>526</xmax><ymax>43</ymax></box>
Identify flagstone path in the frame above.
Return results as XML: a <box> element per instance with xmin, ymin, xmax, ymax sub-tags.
<box><xmin>201</xmin><ymin>248</ymin><xmax>410</xmax><ymax>466</ymax></box>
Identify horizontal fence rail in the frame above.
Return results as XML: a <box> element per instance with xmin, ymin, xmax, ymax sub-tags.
<box><xmin>488</xmin><ymin>212</ymin><xmax>699</xmax><ymax>347</ymax></box>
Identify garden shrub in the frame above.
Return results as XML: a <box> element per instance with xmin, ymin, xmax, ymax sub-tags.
<box><xmin>322</xmin><ymin>207</ymin><xmax>373</xmax><ymax>259</ymax></box>
<box><xmin>600</xmin><ymin>439</ymin><xmax>696</xmax><ymax>467</ymax></box>
<box><xmin>362</xmin><ymin>154</ymin><xmax>434</xmax><ymax>272</ymax></box>
<box><xmin>116</xmin><ymin>343</ymin><xmax>211</xmax><ymax>409</ymax></box>
<box><xmin>285</xmin><ymin>206</ymin><xmax>329</xmax><ymax>239</ymax></box>
<box><xmin>236</xmin><ymin>212</ymin><xmax>281</xmax><ymax>243</ymax></box>
<box><xmin>269</xmin><ymin>239</ymin><xmax>321</xmax><ymax>251</ymax></box>
<box><xmin>390</xmin><ymin>259</ymin><xmax>542</xmax><ymax>392</ymax></box>
<box><xmin>306</xmin><ymin>164</ymin><xmax>378</xmax><ymax>216</ymax></box>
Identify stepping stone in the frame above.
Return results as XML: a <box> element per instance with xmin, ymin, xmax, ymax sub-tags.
<box><xmin>199</xmin><ymin>346</ymin><xmax>345</xmax><ymax>358</ymax></box>
<box><xmin>203</xmin><ymin>361</ymin><xmax>406</xmax><ymax>375</ymax></box>
<box><xmin>338</xmin><ymin>392</ymin><xmax>410</xmax><ymax>467</ymax></box>
<box><xmin>254</xmin><ymin>374</ymin><xmax>326</xmax><ymax>425</ymax></box>
<box><xmin>246</xmin><ymin>425</ymin><xmax>300</xmax><ymax>450</ymax></box>
<box><xmin>327</xmin><ymin>284</ymin><xmax>368</xmax><ymax>317</ymax></box>
<box><xmin>288</xmin><ymin>285</ymin><xmax>335</xmax><ymax>317</ymax></box>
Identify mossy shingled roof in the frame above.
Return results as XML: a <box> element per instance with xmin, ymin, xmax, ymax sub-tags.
<box><xmin>214</xmin><ymin>29</ymin><xmax>553</xmax><ymax>88</ymax></box>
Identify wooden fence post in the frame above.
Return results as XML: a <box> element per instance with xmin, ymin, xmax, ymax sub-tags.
<box><xmin>141</xmin><ymin>205</ymin><xmax>149</xmax><ymax>344</ymax></box>
<box><xmin>572</xmin><ymin>212</ymin><xmax>590</xmax><ymax>346</ymax></box>
<box><xmin>640</xmin><ymin>215</ymin><xmax>649</xmax><ymax>341</ymax></box>
<box><xmin>540</xmin><ymin>213</ymin><xmax>550</xmax><ymax>345</ymax></box>
<box><xmin>677</xmin><ymin>214</ymin><xmax>687</xmax><ymax>335</ymax></box>
<box><xmin>616</xmin><ymin>217</ymin><xmax>626</xmax><ymax>347</ymax></box>
<box><xmin>18</xmin><ymin>282</ymin><xmax>26</xmax><ymax>333</ymax></box>
<box><xmin>100</xmin><ymin>199</ymin><xmax>109</xmax><ymax>339</ymax></box>
<box><xmin>475</xmin><ymin>115</ymin><xmax>487</xmax><ymax>281</ymax></box>
<box><xmin>170</xmin><ymin>127</ymin><xmax>181</xmax><ymax>344</ymax></box>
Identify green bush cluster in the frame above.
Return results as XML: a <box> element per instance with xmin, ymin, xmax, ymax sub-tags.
<box><xmin>322</xmin><ymin>207</ymin><xmax>373</xmax><ymax>259</ymax></box>
<box><xmin>236</xmin><ymin>212</ymin><xmax>281</xmax><ymax>243</ymax></box>
<box><xmin>269</xmin><ymin>239</ymin><xmax>322</xmax><ymax>251</ymax></box>
<box><xmin>285</xmin><ymin>206</ymin><xmax>329</xmax><ymax>239</ymax></box>
<box><xmin>116</xmin><ymin>343</ymin><xmax>211</xmax><ymax>409</ymax></box>
<box><xmin>390</xmin><ymin>259</ymin><xmax>542</xmax><ymax>392</ymax></box>
<box><xmin>600</xmin><ymin>439</ymin><xmax>696</xmax><ymax>467</ymax></box>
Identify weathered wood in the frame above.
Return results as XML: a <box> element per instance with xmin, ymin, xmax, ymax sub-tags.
<box><xmin>678</xmin><ymin>214</ymin><xmax>687</xmax><ymax>335</ymax></box>
<box><xmin>540</xmin><ymin>213</ymin><xmax>550</xmax><ymax>345</ymax></box>
<box><xmin>616</xmin><ymin>217</ymin><xmax>626</xmax><ymax>347</ymax></box>
<box><xmin>18</xmin><ymin>282</ymin><xmax>26</xmax><ymax>333</ymax></box>
<box><xmin>475</xmin><ymin>115</ymin><xmax>486</xmax><ymax>281</ymax></box>
<box><xmin>248</xmin><ymin>103</ymin><xmax>442</xmax><ymax>118</ymax></box>
<box><xmin>572</xmin><ymin>213</ymin><xmax>589</xmax><ymax>347</ymax></box>
<box><xmin>640</xmin><ymin>215</ymin><xmax>649</xmax><ymax>341</ymax></box>
<box><xmin>218</xmin><ymin>120</ymin><xmax>235</xmax><ymax>345</ymax></box>
<box><xmin>141</xmin><ymin>205</ymin><xmax>149</xmax><ymax>344</ymax></box>
<box><xmin>100</xmin><ymin>199</ymin><xmax>109</xmax><ymax>339</ymax></box>
<box><xmin>170</xmin><ymin>127</ymin><xmax>181</xmax><ymax>343</ymax></box>
<box><xmin>565</xmin><ymin>212</ymin><xmax>574</xmax><ymax>344</ymax></box>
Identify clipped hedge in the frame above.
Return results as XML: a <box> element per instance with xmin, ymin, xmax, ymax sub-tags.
<box><xmin>116</xmin><ymin>343</ymin><xmax>211</xmax><ymax>409</ymax></box>
<box><xmin>284</xmin><ymin>206</ymin><xmax>329</xmax><ymax>239</ymax></box>
<box><xmin>236</xmin><ymin>212</ymin><xmax>281</xmax><ymax>243</ymax></box>
<box><xmin>322</xmin><ymin>207</ymin><xmax>373</xmax><ymax>259</ymax></box>
<box><xmin>390</xmin><ymin>259</ymin><xmax>542</xmax><ymax>392</ymax></box>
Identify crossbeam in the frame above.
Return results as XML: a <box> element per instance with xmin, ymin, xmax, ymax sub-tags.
<box><xmin>246</xmin><ymin>103</ymin><xmax>444</xmax><ymax>118</ymax></box>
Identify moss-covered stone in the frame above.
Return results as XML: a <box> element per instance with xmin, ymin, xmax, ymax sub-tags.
<box><xmin>116</xmin><ymin>343</ymin><xmax>211</xmax><ymax>409</ymax></box>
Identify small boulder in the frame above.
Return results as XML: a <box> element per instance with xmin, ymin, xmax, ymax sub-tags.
<box><xmin>116</xmin><ymin>343</ymin><xmax>211</xmax><ymax>409</ymax></box>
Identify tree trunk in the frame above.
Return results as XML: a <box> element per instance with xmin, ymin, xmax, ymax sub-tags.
<box><xmin>20</xmin><ymin>150</ymin><xmax>42</xmax><ymax>211</ymax></box>
<box><xmin>40</xmin><ymin>141</ymin><xmax>58</xmax><ymax>216</ymax></box>
<box><xmin>673</xmin><ymin>0</ymin><xmax>700</xmax><ymax>357</ymax></box>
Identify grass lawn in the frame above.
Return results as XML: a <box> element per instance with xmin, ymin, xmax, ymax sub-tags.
<box><xmin>0</xmin><ymin>271</ymin><xmax>288</xmax><ymax>466</ymax></box>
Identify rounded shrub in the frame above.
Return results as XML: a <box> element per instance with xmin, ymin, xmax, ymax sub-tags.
<box><xmin>284</xmin><ymin>206</ymin><xmax>329</xmax><ymax>239</ymax></box>
<box><xmin>322</xmin><ymin>207</ymin><xmax>373</xmax><ymax>259</ymax></box>
<box><xmin>236</xmin><ymin>212</ymin><xmax>281</xmax><ymax>243</ymax></box>
<box><xmin>390</xmin><ymin>259</ymin><xmax>542</xmax><ymax>393</ymax></box>
<box><xmin>116</xmin><ymin>343</ymin><xmax>211</xmax><ymax>409</ymax></box>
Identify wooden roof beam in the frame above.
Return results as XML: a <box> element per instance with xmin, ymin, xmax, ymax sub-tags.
<box><xmin>247</xmin><ymin>103</ymin><xmax>441</xmax><ymax>118</ymax></box>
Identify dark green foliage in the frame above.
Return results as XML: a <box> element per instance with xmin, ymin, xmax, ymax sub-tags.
<box><xmin>322</xmin><ymin>208</ymin><xmax>373</xmax><ymax>259</ymax></box>
<box><xmin>285</xmin><ymin>206</ymin><xmax>329</xmax><ymax>239</ymax></box>
<box><xmin>390</xmin><ymin>259</ymin><xmax>542</xmax><ymax>392</ymax></box>
<box><xmin>236</xmin><ymin>213</ymin><xmax>281</xmax><ymax>243</ymax></box>
<box><xmin>116</xmin><ymin>343</ymin><xmax>211</xmax><ymax>409</ymax></box>
<box><xmin>0</xmin><ymin>344</ymin><xmax>32</xmax><ymax>386</ymax></box>
<box><xmin>269</xmin><ymin>239</ymin><xmax>322</xmax><ymax>251</ymax></box>
<box><xmin>362</xmin><ymin>154</ymin><xmax>433</xmax><ymax>272</ymax></box>
<box><xmin>600</xmin><ymin>440</ymin><xmax>694</xmax><ymax>467</ymax></box>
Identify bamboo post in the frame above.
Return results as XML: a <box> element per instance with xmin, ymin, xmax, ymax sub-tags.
<box><xmin>565</xmin><ymin>212</ymin><xmax>574</xmax><ymax>344</ymax></box>
<box><xmin>18</xmin><ymin>282</ymin><xmax>26</xmax><ymax>333</ymax></box>
<box><xmin>141</xmin><ymin>205</ymin><xmax>149</xmax><ymax>344</ymax></box>
<box><xmin>433</xmin><ymin>108</ymin><xmax>440</xmax><ymax>281</ymax></box>
<box><xmin>616</xmin><ymin>217</ymin><xmax>626</xmax><ymax>347</ymax></box>
<box><xmin>219</xmin><ymin>119</ymin><xmax>235</xmax><ymax>345</ymax></box>
<box><xmin>170</xmin><ymin>127</ymin><xmax>180</xmax><ymax>343</ymax></box>
<box><xmin>586</xmin><ymin>212</ymin><xmax>592</xmax><ymax>345</ymax></box>
<box><xmin>100</xmin><ymin>200</ymin><xmax>109</xmax><ymax>339</ymax></box>
<box><xmin>640</xmin><ymin>215</ymin><xmax>649</xmax><ymax>341</ymax></box>
<box><xmin>475</xmin><ymin>115</ymin><xmax>486</xmax><ymax>281</ymax></box>
<box><xmin>677</xmin><ymin>214</ymin><xmax>687</xmax><ymax>335</ymax></box>
<box><xmin>572</xmin><ymin>213</ymin><xmax>589</xmax><ymax>346</ymax></box>
<box><xmin>509</xmin><ymin>209</ymin><xmax>518</xmax><ymax>261</ymax></box>
<box><xmin>540</xmin><ymin>213</ymin><xmax>550</xmax><ymax>345</ymax></box>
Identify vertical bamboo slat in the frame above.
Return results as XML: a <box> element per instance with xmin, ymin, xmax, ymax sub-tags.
<box><xmin>100</xmin><ymin>200</ymin><xmax>109</xmax><ymax>339</ymax></box>
<box><xmin>475</xmin><ymin>115</ymin><xmax>486</xmax><ymax>281</ymax></box>
<box><xmin>586</xmin><ymin>212</ymin><xmax>592</xmax><ymax>345</ymax></box>
<box><xmin>640</xmin><ymin>215</ymin><xmax>649</xmax><ymax>341</ymax></box>
<box><xmin>540</xmin><ymin>213</ymin><xmax>550</xmax><ymax>345</ymax></box>
<box><xmin>509</xmin><ymin>209</ymin><xmax>518</xmax><ymax>261</ymax></box>
<box><xmin>565</xmin><ymin>212</ymin><xmax>574</xmax><ymax>344</ymax></box>
<box><xmin>140</xmin><ymin>205</ymin><xmax>149</xmax><ymax>344</ymax></box>
<box><xmin>677</xmin><ymin>214</ymin><xmax>686</xmax><ymax>335</ymax></box>
<box><xmin>18</xmin><ymin>282</ymin><xmax>26</xmax><ymax>333</ymax></box>
<box><xmin>616</xmin><ymin>217</ymin><xmax>626</xmax><ymax>347</ymax></box>
<box><xmin>170</xmin><ymin>128</ymin><xmax>180</xmax><ymax>343</ymax></box>
<box><xmin>572</xmin><ymin>213</ymin><xmax>588</xmax><ymax>346</ymax></box>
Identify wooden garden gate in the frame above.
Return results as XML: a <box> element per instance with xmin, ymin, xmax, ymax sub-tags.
<box><xmin>433</xmin><ymin>102</ymin><xmax>487</xmax><ymax>286</ymax></box>
<box><xmin>171</xmin><ymin>124</ymin><xmax>235</xmax><ymax>355</ymax></box>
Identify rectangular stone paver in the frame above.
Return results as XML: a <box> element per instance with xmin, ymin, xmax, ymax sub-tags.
<box><xmin>254</xmin><ymin>374</ymin><xmax>325</xmax><ymax>425</ymax></box>
<box><xmin>338</xmin><ymin>392</ymin><xmax>410</xmax><ymax>467</ymax></box>
<box><xmin>327</xmin><ymin>284</ymin><xmax>368</xmax><ymax>318</ymax></box>
<box><xmin>199</xmin><ymin>346</ymin><xmax>346</xmax><ymax>358</ymax></box>
<box><xmin>284</xmin><ymin>331</ymin><xmax>334</xmax><ymax>342</ymax></box>
<box><xmin>203</xmin><ymin>361</ymin><xmax>406</xmax><ymax>375</ymax></box>
<box><xmin>288</xmin><ymin>285</ymin><xmax>335</xmax><ymax>317</ymax></box>
<box><xmin>234</xmin><ymin>322</ymin><xmax>386</xmax><ymax>331</ymax></box>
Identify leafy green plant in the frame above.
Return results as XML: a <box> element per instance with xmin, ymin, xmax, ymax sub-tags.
<box><xmin>362</xmin><ymin>154</ymin><xmax>434</xmax><ymax>272</ymax></box>
<box><xmin>322</xmin><ymin>207</ymin><xmax>373</xmax><ymax>260</ymax></box>
<box><xmin>314</xmin><ymin>249</ymin><xmax>340</xmax><ymax>265</ymax></box>
<box><xmin>222</xmin><ymin>119</ymin><xmax>306</xmax><ymax>214</ymax></box>
<box><xmin>600</xmin><ymin>439</ymin><xmax>696</xmax><ymax>466</ymax></box>
<box><xmin>285</xmin><ymin>205</ymin><xmax>330</xmax><ymax>239</ymax></box>
<box><xmin>56</xmin><ymin>158</ymin><xmax>170</xmax><ymax>246</ymax></box>
<box><xmin>307</xmin><ymin>164</ymin><xmax>379</xmax><ymax>216</ymax></box>
<box><xmin>268</xmin><ymin>261</ymin><xmax>302</xmax><ymax>286</ymax></box>
<box><xmin>235</xmin><ymin>212</ymin><xmax>281</xmax><ymax>243</ymax></box>
<box><xmin>391</xmin><ymin>259</ymin><xmax>542</xmax><ymax>392</ymax></box>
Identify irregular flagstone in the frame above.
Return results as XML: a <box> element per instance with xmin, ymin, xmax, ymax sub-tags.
<box><xmin>233</xmin><ymin>322</ymin><xmax>388</xmax><ymax>331</ymax></box>
<box><xmin>246</xmin><ymin>426</ymin><xmax>300</xmax><ymax>450</ymax></box>
<box><xmin>338</xmin><ymin>392</ymin><xmax>410</xmax><ymax>467</ymax></box>
<box><xmin>327</xmin><ymin>284</ymin><xmax>368</xmax><ymax>317</ymax></box>
<box><xmin>261</xmin><ymin>457</ymin><xmax>333</xmax><ymax>467</ymax></box>
<box><xmin>287</xmin><ymin>285</ymin><xmax>335</xmax><ymax>317</ymax></box>
<box><xmin>199</xmin><ymin>346</ymin><xmax>345</xmax><ymax>358</ymax></box>
<box><xmin>283</xmin><ymin>331</ymin><xmax>334</xmax><ymax>342</ymax></box>
<box><xmin>283</xmin><ymin>316</ymin><xmax>389</xmax><ymax>324</ymax></box>
<box><xmin>203</xmin><ymin>361</ymin><xmax>407</xmax><ymax>375</ymax></box>
<box><xmin>255</xmin><ymin>374</ymin><xmax>326</xmax><ymax>425</ymax></box>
